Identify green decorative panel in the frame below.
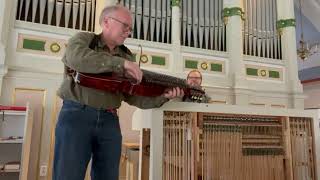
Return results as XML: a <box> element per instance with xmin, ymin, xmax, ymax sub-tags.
<box><xmin>276</xmin><ymin>19</ymin><xmax>296</xmax><ymax>29</ymax></box>
<box><xmin>18</xmin><ymin>34</ymin><xmax>67</xmax><ymax>56</ymax></box>
<box><xmin>247</xmin><ymin>68</ymin><xmax>258</xmax><ymax>76</ymax></box>
<box><xmin>211</xmin><ymin>63</ymin><xmax>222</xmax><ymax>72</ymax></box>
<box><xmin>269</xmin><ymin>70</ymin><xmax>280</xmax><ymax>78</ymax></box>
<box><xmin>171</xmin><ymin>0</ymin><xmax>180</xmax><ymax>6</ymax></box>
<box><xmin>222</xmin><ymin>7</ymin><xmax>245</xmax><ymax>20</ymax></box>
<box><xmin>151</xmin><ymin>56</ymin><xmax>166</xmax><ymax>66</ymax></box>
<box><xmin>185</xmin><ymin>60</ymin><xmax>198</xmax><ymax>69</ymax></box>
<box><xmin>23</xmin><ymin>39</ymin><xmax>45</xmax><ymax>51</ymax></box>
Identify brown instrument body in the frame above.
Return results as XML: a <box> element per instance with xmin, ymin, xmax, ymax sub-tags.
<box><xmin>73</xmin><ymin>71</ymin><xmax>205</xmax><ymax>99</ymax></box>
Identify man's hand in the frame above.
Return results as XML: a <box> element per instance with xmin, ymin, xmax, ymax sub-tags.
<box><xmin>124</xmin><ymin>61</ymin><xmax>143</xmax><ymax>83</ymax></box>
<box><xmin>162</xmin><ymin>87</ymin><xmax>184</xmax><ymax>99</ymax></box>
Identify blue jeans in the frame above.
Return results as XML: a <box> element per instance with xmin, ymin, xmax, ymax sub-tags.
<box><xmin>53</xmin><ymin>100</ymin><xmax>122</xmax><ymax>180</ymax></box>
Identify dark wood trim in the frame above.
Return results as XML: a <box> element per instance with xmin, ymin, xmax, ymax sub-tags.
<box><xmin>301</xmin><ymin>77</ymin><xmax>320</xmax><ymax>84</ymax></box>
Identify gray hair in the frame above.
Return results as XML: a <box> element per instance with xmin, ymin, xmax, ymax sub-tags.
<box><xmin>99</xmin><ymin>5</ymin><xmax>130</xmax><ymax>26</ymax></box>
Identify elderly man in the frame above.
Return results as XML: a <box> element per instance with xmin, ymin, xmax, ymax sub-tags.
<box><xmin>53</xmin><ymin>5</ymin><xmax>183</xmax><ymax>180</ymax></box>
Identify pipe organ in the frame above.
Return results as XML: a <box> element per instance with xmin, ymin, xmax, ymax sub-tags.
<box><xmin>16</xmin><ymin>0</ymin><xmax>282</xmax><ymax>59</ymax></box>
<box><xmin>133</xmin><ymin>103</ymin><xmax>319</xmax><ymax>180</ymax></box>
<box><xmin>1</xmin><ymin>0</ymin><xmax>308</xmax><ymax>179</ymax></box>
<box><xmin>16</xmin><ymin>0</ymin><xmax>96</xmax><ymax>31</ymax></box>
<box><xmin>243</xmin><ymin>0</ymin><xmax>282</xmax><ymax>59</ymax></box>
<box><xmin>180</xmin><ymin>0</ymin><xmax>225</xmax><ymax>50</ymax></box>
<box><xmin>121</xmin><ymin>0</ymin><xmax>172</xmax><ymax>43</ymax></box>
<box><xmin>120</xmin><ymin>0</ymin><xmax>279</xmax><ymax>56</ymax></box>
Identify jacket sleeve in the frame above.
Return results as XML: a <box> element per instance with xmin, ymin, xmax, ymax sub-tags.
<box><xmin>63</xmin><ymin>32</ymin><xmax>126</xmax><ymax>74</ymax></box>
<box><xmin>123</xmin><ymin>95</ymin><xmax>169</xmax><ymax>109</ymax></box>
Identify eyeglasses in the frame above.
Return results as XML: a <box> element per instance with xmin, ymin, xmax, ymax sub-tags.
<box><xmin>108</xmin><ymin>16</ymin><xmax>133</xmax><ymax>33</ymax></box>
<box><xmin>188</xmin><ymin>76</ymin><xmax>202</xmax><ymax>80</ymax></box>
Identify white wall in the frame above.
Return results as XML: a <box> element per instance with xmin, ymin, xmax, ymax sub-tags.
<box><xmin>303</xmin><ymin>81</ymin><xmax>320</xmax><ymax>108</ymax></box>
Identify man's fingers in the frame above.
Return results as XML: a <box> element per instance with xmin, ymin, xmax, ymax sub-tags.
<box><xmin>162</xmin><ymin>87</ymin><xmax>184</xmax><ymax>99</ymax></box>
<box><xmin>177</xmin><ymin>87</ymin><xmax>181</xmax><ymax>96</ymax></box>
<box><xmin>177</xmin><ymin>87</ymin><xmax>184</xmax><ymax>97</ymax></box>
<box><xmin>163</xmin><ymin>88</ymin><xmax>172</xmax><ymax>98</ymax></box>
<box><xmin>171</xmin><ymin>87</ymin><xmax>176</xmax><ymax>97</ymax></box>
<box><xmin>179</xmin><ymin>88</ymin><xmax>184</xmax><ymax>97</ymax></box>
<box><xmin>124</xmin><ymin>61</ymin><xmax>143</xmax><ymax>83</ymax></box>
<box><xmin>133</xmin><ymin>69</ymin><xmax>142</xmax><ymax>83</ymax></box>
<box><xmin>137</xmin><ymin>69</ymin><xmax>143</xmax><ymax>82</ymax></box>
<box><xmin>175</xmin><ymin>87</ymin><xmax>184</xmax><ymax>98</ymax></box>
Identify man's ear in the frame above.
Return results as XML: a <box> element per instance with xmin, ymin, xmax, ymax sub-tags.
<box><xmin>103</xmin><ymin>17</ymin><xmax>109</xmax><ymax>28</ymax></box>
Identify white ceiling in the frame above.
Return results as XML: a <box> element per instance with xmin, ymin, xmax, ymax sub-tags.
<box><xmin>294</xmin><ymin>0</ymin><xmax>320</xmax><ymax>72</ymax></box>
<box><xmin>298</xmin><ymin>0</ymin><xmax>320</xmax><ymax>32</ymax></box>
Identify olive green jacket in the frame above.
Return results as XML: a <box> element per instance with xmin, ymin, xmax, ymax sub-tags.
<box><xmin>57</xmin><ymin>32</ymin><xmax>168</xmax><ymax>109</ymax></box>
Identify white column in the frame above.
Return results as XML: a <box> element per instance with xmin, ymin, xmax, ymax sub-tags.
<box><xmin>104</xmin><ymin>0</ymin><xmax>118</xmax><ymax>7</ymax></box>
<box><xmin>171</xmin><ymin>1</ymin><xmax>180</xmax><ymax>46</ymax></box>
<box><xmin>277</xmin><ymin>0</ymin><xmax>304</xmax><ymax>109</ymax></box>
<box><xmin>0</xmin><ymin>67</ymin><xmax>8</xmax><ymax>96</ymax></box>
<box><xmin>224</xmin><ymin>0</ymin><xmax>249</xmax><ymax>105</ymax></box>
<box><xmin>0</xmin><ymin>0</ymin><xmax>14</xmax><ymax>96</ymax></box>
<box><xmin>0</xmin><ymin>0</ymin><xmax>13</xmax><ymax>64</ymax></box>
<box><xmin>171</xmin><ymin>0</ymin><xmax>183</xmax><ymax>73</ymax></box>
<box><xmin>94</xmin><ymin>0</ymin><xmax>118</xmax><ymax>33</ymax></box>
<box><xmin>149</xmin><ymin>109</ymin><xmax>164</xmax><ymax>180</ymax></box>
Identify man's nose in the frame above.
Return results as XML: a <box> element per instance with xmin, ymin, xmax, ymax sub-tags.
<box><xmin>124</xmin><ymin>30</ymin><xmax>131</xmax><ymax>36</ymax></box>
